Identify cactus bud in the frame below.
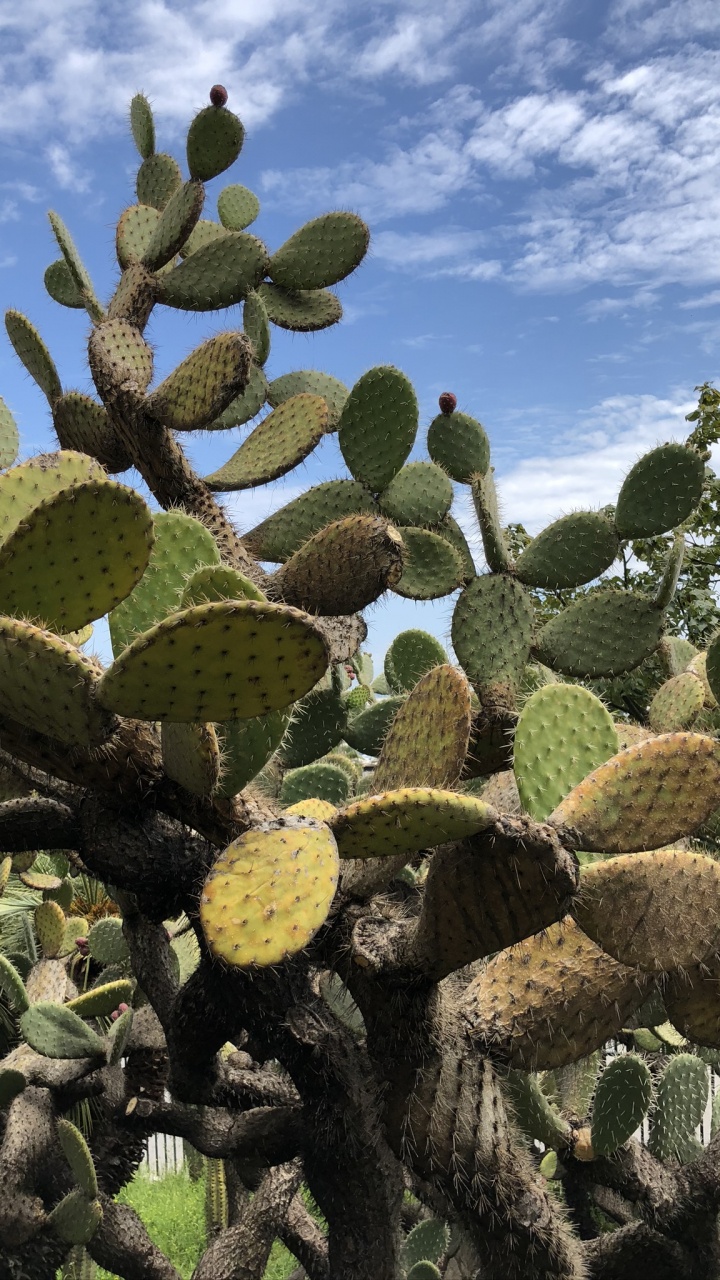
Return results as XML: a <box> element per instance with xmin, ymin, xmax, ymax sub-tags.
<box><xmin>210</xmin><ymin>85</ymin><xmax>228</xmax><ymax>108</ymax></box>
<box><xmin>75</xmin><ymin>937</ymin><xmax>89</xmax><ymax>954</ymax></box>
<box><xmin>438</xmin><ymin>391</ymin><xmax>457</xmax><ymax>415</ymax></box>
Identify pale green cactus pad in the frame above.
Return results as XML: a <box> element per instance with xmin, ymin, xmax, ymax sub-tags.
<box><xmin>205</xmin><ymin>394</ymin><xmax>328</xmax><ymax>491</ymax></box>
<box><xmin>0</xmin><ymin>617</ymin><xmax>111</xmax><ymax>746</ymax></box>
<box><xmin>514</xmin><ymin>684</ymin><xmax>618</xmax><ymax>821</ymax></box>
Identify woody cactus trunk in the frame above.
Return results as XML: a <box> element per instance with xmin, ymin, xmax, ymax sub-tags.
<box><xmin>3</xmin><ymin>88</ymin><xmax>720</xmax><ymax>1280</ymax></box>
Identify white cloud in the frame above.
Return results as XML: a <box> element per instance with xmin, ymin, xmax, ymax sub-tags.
<box><xmin>679</xmin><ymin>291</ymin><xmax>720</xmax><ymax>310</ymax></box>
<box><xmin>0</xmin><ymin>254</ymin><xmax>17</xmax><ymax>268</ymax></box>
<box><xmin>46</xmin><ymin>144</ymin><xmax>91</xmax><ymax>193</ymax></box>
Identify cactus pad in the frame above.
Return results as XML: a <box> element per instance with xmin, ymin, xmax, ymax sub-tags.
<box><xmin>269</xmin><ymin>213</ymin><xmax>369</xmax><ymax>290</ymax></box>
<box><xmin>87</xmin><ymin>918</ymin><xmax>129</xmax><ymax>967</ymax></box>
<box><xmin>615</xmin><ymin>443</ymin><xmax>705</xmax><ymax>538</ymax></box>
<box><xmin>243</xmin><ymin>480</ymin><xmax>375</xmax><ymax>563</ymax></box>
<box><xmin>666</xmin><ymin>961</ymin><xmax>720</xmax><ymax>1047</ymax></box>
<box><xmin>181</xmin><ymin>564</ymin><xmax>265</xmax><ymax>607</ymax></box>
<box><xmin>215</xmin><ymin>711</ymin><xmax>288</xmax><ymax>798</ymax></box>
<box><xmin>452</xmin><ymin>574</ymin><xmax>534</xmax><ymax>701</ymax></box>
<box><xmin>0</xmin><ymin>953</ymin><xmax>30</xmax><ymax>1013</ymax></box>
<box><xmin>52</xmin><ymin>393</ymin><xmax>130</xmax><ymax>474</ymax></box>
<box><xmin>513</xmin><ymin>684</ymin><xmax>618</xmax><ymax>821</ymax></box>
<box><xmin>258</xmin><ymin>282</ymin><xmax>342</xmax><ymax>332</ymax></box>
<box><xmin>142</xmin><ymin>179</ymin><xmax>205</xmax><ymax>272</ymax></box>
<box><xmin>44</xmin><ymin>259</ymin><xmax>84</xmax><ymax>308</ymax></box>
<box><xmin>205</xmin><ymin>394</ymin><xmax>328</xmax><ymax>491</ymax></box>
<box><xmin>339</xmin><ymin>365</ymin><xmax>418</xmax><ymax>492</ymax></box>
<box><xmin>379</xmin><ymin>462</ymin><xmax>453</xmax><ymax>528</ymax></box>
<box><xmin>329</xmin><ymin>788</ymin><xmax>496</xmax><ymax>859</ymax></box>
<box><xmin>279</xmin><ymin>763</ymin><xmax>351</xmax><ymax>808</ymax></box>
<box><xmin>243</xmin><ymin>291</ymin><xmax>270</xmax><ymax>365</ymax></box>
<box><xmin>34</xmin><ymin>901</ymin><xmax>66</xmax><ymax>959</ymax></box>
<box><xmin>267</xmin><ymin>370</ymin><xmax>349</xmax><ymax>426</ymax></box>
<box><xmin>88</xmin><ymin>319</ymin><xmax>153</xmax><ymax>399</ymax></box>
<box><xmin>179</xmin><ymin>219</ymin><xmax>229</xmax><ymax>259</ymax></box>
<box><xmin>427</xmin><ymin>410</ymin><xmax>490</xmax><ymax>483</ymax></box>
<box><xmin>648</xmin><ymin>671</ymin><xmax>704</xmax><ymax>732</ymax></box>
<box><xmin>384</xmin><ymin>630</ymin><xmax>448</xmax><ymax>692</ymax></box>
<box><xmin>199</xmin><ymin>818</ymin><xmax>339</xmax><ymax>966</ymax></box>
<box><xmin>49</xmin><ymin>1190</ymin><xmax>102</xmax><ymax>1245</ymax></box>
<box><xmin>161</xmin><ymin>722</ymin><xmax>221</xmax><ymax>796</ymax></box>
<box><xmin>373</xmin><ymin>665</ymin><xmax>472</xmax><ymax>791</ymax></box>
<box><xmin>47</xmin><ymin>212</ymin><xmax>98</xmax><ymax>316</ymax></box>
<box><xmin>591</xmin><ymin>1055</ymin><xmax>653</xmax><ymax>1156</ymax></box>
<box><xmin>218</xmin><ymin>184</ymin><xmax>260</xmax><ymax>230</ymax></box>
<box><xmin>0</xmin><ymin>1067</ymin><xmax>26</xmax><ymax>1109</ymax></box>
<box><xmin>57</xmin><ymin>1119</ymin><xmax>98</xmax><ymax>1198</ymax></box>
<box><xmin>146</xmin><ymin>333</ymin><xmax>250</xmax><ymax>431</ymax></box>
<box><xmin>66</xmin><ymin>980</ymin><xmax>134</xmax><ymax>1019</ymax></box>
<box><xmin>5</xmin><ymin>310</ymin><xmax>62</xmax><ymax>405</ymax></box>
<box><xmin>0</xmin><ymin>618</ymin><xmax>110</xmax><ymax>746</ymax></box>
<box><xmin>20</xmin><ymin>1003</ymin><xmax>106</xmax><ymax>1059</ymax></box>
<box><xmin>136</xmin><ymin>152</ymin><xmax>183</xmax><ymax>210</ymax></box>
<box><xmin>343</xmin><ymin>696</ymin><xmax>404</xmax><ymax>755</ymax></box>
<box><xmin>0</xmin><ymin>397</ymin><xmax>19</xmax><ymax>470</ymax></box>
<box><xmin>158</xmin><ymin>233</ymin><xmax>268</xmax><ymax>311</ymax></box>
<box><xmin>401</xmin><ymin>1220</ymin><xmax>450</xmax><ymax>1273</ymax></box>
<box><xmin>648</xmin><ymin>1054</ymin><xmax>709</xmax><ymax>1161</ymax></box>
<box><xmin>550</xmin><ymin>732</ymin><xmax>720</xmax><ymax>853</ymax></box>
<box><xmin>98</xmin><ymin>599</ymin><xmax>328</xmax><ymax>722</ymax></box>
<box><xmin>206</xmin><ymin>364</ymin><xmax>269</xmax><ymax>431</ymax></box>
<box><xmin>534</xmin><ymin>589</ymin><xmax>664</xmax><ymax>678</ymax></box>
<box><xmin>129</xmin><ymin>93</ymin><xmax>155</xmax><ymax>159</ymax></box>
<box><xmin>502</xmin><ymin>1069</ymin><xmax>572</xmax><ymax>1149</ymax></box>
<box><xmin>186</xmin><ymin>104</ymin><xmax>244</xmax><ymax>181</ymax></box>
<box><xmin>116</xmin><ymin>204</ymin><xmax>161</xmax><ymax>269</ymax></box>
<box><xmin>273</xmin><ymin>515</ymin><xmax>404</xmax><ymax>614</ymax></box>
<box><xmin>279</xmin><ymin>689</ymin><xmax>348</xmax><ymax>769</ymax></box>
<box><xmin>515</xmin><ymin>512</ymin><xmax>619</xmax><ymax>590</ymax></box>
<box><xmin>392</xmin><ymin>528</ymin><xmax>463</xmax><ymax>600</ymax></box>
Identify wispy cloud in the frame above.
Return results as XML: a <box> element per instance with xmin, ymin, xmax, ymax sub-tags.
<box><xmin>46</xmin><ymin>144</ymin><xmax>91</xmax><ymax>193</ymax></box>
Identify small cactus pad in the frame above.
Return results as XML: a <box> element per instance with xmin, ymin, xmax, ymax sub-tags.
<box><xmin>98</xmin><ymin>600</ymin><xmax>328</xmax><ymax>722</ymax></box>
<box><xmin>218</xmin><ymin>184</ymin><xmax>260</xmax><ymax>230</ymax></box>
<box><xmin>52</xmin><ymin>393</ymin><xmax>130</xmax><ymax>473</ymax></box>
<box><xmin>158</xmin><ymin>233</ymin><xmax>268</xmax><ymax>311</ymax></box>
<box><xmin>181</xmin><ymin>564</ymin><xmax>265</xmax><ymax>607</ymax></box>
<box><xmin>665</xmin><ymin>961</ymin><xmax>720</xmax><ymax>1048</ymax></box>
<box><xmin>384</xmin><ymin>630</ymin><xmax>448</xmax><ymax>692</ymax></box>
<box><xmin>574</xmin><ymin>849</ymin><xmax>720</xmax><ymax>971</ymax></box>
<box><xmin>199</xmin><ymin>819</ymin><xmax>339</xmax><ymax>966</ymax></box>
<box><xmin>5</xmin><ymin>310</ymin><xmax>62</xmax><ymax>405</ymax></box>
<box><xmin>205</xmin><ymin>394</ymin><xmax>328</xmax><ymax>491</ymax></box>
<box><xmin>648</xmin><ymin>1054</ymin><xmax>709</xmax><ymax>1161</ymax></box>
<box><xmin>427</xmin><ymin>410</ymin><xmax>490</xmax><ymax>483</ymax></box>
<box><xmin>57</xmin><ymin>1119</ymin><xmax>98</xmax><ymax>1198</ymax></box>
<box><xmin>0</xmin><ymin>397</ymin><xmax>19</xmax><ymax>469</ymax></box>
<box><xmin>502</xmin><ymin>1070</ymin><xmax>572</xmax><ymax>1149</ymax></box>
<box><xmin>215</xmin><ymin>711</ymin><xmax>288</xmax><ymax>798</ymax></box>
<box><xmin>161</xmin><ymin>722</ymin><xmax>221</xmax><ymax>796</ymax></box>
<box><xmin>373</xmin><ymin>666</ymin><xmax>472</xmax><ymax>791</ymax></box>
<box><xmin>591</xmin><ymin>1055</ymin><xmax>653</xmax><ymax>1155</ymax></box>
<box><xmin>283</xmin><ymin>798</ymin><xmax>338</xmax><ymax>821</ymax></box>
<box><xmin>20</xmin><ymin>1003</ymin><xmax>106</xmax><ymax>1059</ymax></box>
<box><xmin>343</xmin><ymin>696</ymin><xmax>404</xmax><ymax>755</ymax></box>
<box><xmin>0</xmin><ymin>953</ymin><xmax>30</xmax><ymax>1013</ymax></box>
<box><xmin>47</xmin><ymin>212</ymin><xmax>98</xmax><ymax>314</ymax></box>
<box><xmin>258</xmin><ymin>282</ymin><xmax>342</xmax><ymax>332</ymax></box>
<box><xmin>648</xmin><ymin>671</ymin><xmax>704</xmax><ymax>732</ymax></box>
<box><xmin>452</xmin><ymin>574</ymin><xmax>535</xmax><ymax>700</ymax></box>
<box><xmin>87</xmin><ymin>918</ymin><xmax>129</xmax><ymax>967</ymax></box>
<box><xmin>549</xmin><ymin>732</ymin><xmax>720</xmax><ymax>853</ymax></box>
<box><xmin>462</xmin><ymin>920</ymin><xmax>648</xmax><ymax>1070</ymax></box>
<box><xmin>401</xmin><ymin>1220</ymin><xmax>450</xmax><ymax>1273</ymax></box>
<box><xmin>279</xmin><ymin>689</ymin><xmax>348</xmax><ymax>769</ymax></box>
<box><xmin>116</xmin><ymin>203</ymin><xmax>161</xmax><ymax>269</ymax></box>
<box><xmin>378</xmin><ymin>462</ymin><xmax>453</xmax><ymax>528</ymax></box>
<box><xmin>513</xmin><ymin>685</ymin><xmax>618</xmax><ymax>822</ymax></box>
<box><xmin>391</xmin><ymin>527</ymin><xmax>463</xmax><ymax>600</ymax></box>
<box><xmin>615</xmin><ymin>443</ymin><xmax>705</xmax><ymax>539</ymax></box>
<box><xmin>273</xmin><ymin>515</ymin><xmax>404</xmax><ymax>614</ymax></box>
<box><xmin>279</xmin><ymin>763</ymin><xmax>351</xmax><ymax>809</ymax></box>
<box><xmin>663</xmin><ymin>635</ymin><xmax>699</xmax><ymax>676</ymax></box>
<box><xmin>515</xmin><ymin>513</ymin><xmax>619</xmax><ymax>590</ymax></box>
<box><xmin>243</xmin><ymin>291</ymin><xmax>270</xmax><ymax>365</ymax></box>
<box><xmin>109</xmin><ymin>510</ymin><xmax>220</xmax><ymax>655</ymax></box>
<box><xmin>186</xmin><ymin>104</ymin><xmax>244</xmax><ymax>181</ymax></box>
<box><xmin>207</xmin><ymin>364</ymin><xmax>269</xmax><ymax>430</ymax></box>
<box><xmin>49</xmin><ymin>1190</ymin><xmax>103</xmax><ymax>1246</ymax></box>
<box><xmin>267</xmin><ymin>370</ymin><xmax>349</xmax><ymax>426</ymax></box>
<box><xmin>243</xmin><ymin>480</ymin><xmax>376</xmax><ymax>563</ymax></box>
<box><xmin>534</xmin><ymin>590</ymin><xmax>664</xmax><ymax>678</ymax></box>
<box><xmin>0</xmin><ymin>618</ymin><xmax>111</xmax><ymax>746</ymax></box>
<box><xmin>44</xmin><ymin>259</ymin><xmax>84</xmax><ymax>308</ymax></box>
<box><xmin>136</xmin><ymin>152</ymin><xmax>183</xmax><ymax>209</ymax></box>
<box><xmin>269</xmin><ymin>213</ymin><xmax>370</xmax><ymax>290</ymax></box>
<box><xmin>146</xmin><ymin>333</ymin><xmax>250</xmax><ymax>431</ymax></box>
<box><xmin>129</xmin><ymin>93</ymin><xmax>155</xmax><ymax>158</ymax></box>
<box><xmin>66</xmin><ymin>980</ymin><xmax>134</xmax><ymax>1019</ymax></box>
<box><xmin>179</xmin><ymin>219</ymin><xmax>228</xmax><ymax>258</ymax></box>
<box><xmin>329</xmin><ymin>788</ymin><xmax>496</xmax><ymax>859</ymax></box>
<box><xmin>688</xmin><ymin>649</ymin><xmax>718</xmax><ymax>707</ymax></box>
<box><xmin>339</xmin><ymin>366</ymin><xmax>418</xmax><ymax>492</ymax></box>
<box><xmin>34</xmin><ymin>901</ymin><xmax>66</xmax><ymax>958</ymax></box>
<box><xmin>142</xmin><ymin>179</ymin><xmax>205</xmax><ymax>272</ymax></box>
<box><xmin>406</xmin><ymin>1266</ymin><xmax>441</xmax><ymax>1280</ymax></box>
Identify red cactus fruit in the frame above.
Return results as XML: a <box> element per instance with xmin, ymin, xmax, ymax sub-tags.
<box><xmin>75</xmin><ymin>937</ymin><xmax>89</xmax><ymax>953</ymax></box>
<box><xmin>438</xmin><ymin>392</ymin><xmax>457</xmax><ymax>416</ymax></box>
<box><xmin>210</xmin><ymin>85</ymin><xmax>228</xmax><ymax>108</ymax></box>
<box><xmin>111</xmin><ymin>1002</ymin><xmax>130</xmax><ymax>1022</ymax></box>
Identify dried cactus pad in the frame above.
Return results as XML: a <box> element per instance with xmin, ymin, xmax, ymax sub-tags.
<box><xmin>614</xmin><ymin>443</ymin><xmax>705</xmax><ymax>539</ymax></box>
<box><xmin>329</xmin><ymin>788</ymin><xmax>496</xmax><ymax>859</ymax></box>
<box><xmin>0</xmin><ymin>617</ymin><xmax>111</xmax><ymax>746</ymax></box>
<box><xmin>200</xmin><ymin>818</ymin><xmax>339</xmax><ymax>966</ymax></box>
<box><xmin>339</xmin><ymin>366</ymin><xmax>418</xmax><ymax>493</ymax></box>
<box><xmin>514</xmin><ymin>684</ymin><xmax>618</xmax><ymax>822</ymax></box>
<box><xmin>97</xmin><ymin>599</ymin><xmax>328</xmax><ymax>722</ymax></box>
<box><xmin>534</xmin><ymin>589</ymin><xmax>664</xmax><ymax>679</ymax></box>
<box><xmin>515</xmin><ymin>512</ymin><xmax>619</xmax><ymax>590</ymax></box>
<box><xmin>205</xmin><ymin>394</ymin><xmax>329</xmax><ymax>492</ymax></box>
<box><xmin>550</xmin><ymin>732</ymin><xmax>720</xmax><ymax>853</ymax></box>
<box><xmin>145</xmin><ymin>332</ymin><xmax>249</xmax><ymax>431</ymax></box>
<box><xmin>573</xmin><ymin>849</ymin><xmax>720</xmax><ymax>972</ymax></box>
<box><xmin>665</xmin><ymin>957</ymin><xmax>720</xmax><ymax>1048</ymax></box>
<box><xmin>273</xmin><ymin>515</ymin><xmax>404</xmax><ymax>615</ymax></box>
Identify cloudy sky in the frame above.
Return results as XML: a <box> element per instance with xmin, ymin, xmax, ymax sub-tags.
<box><xmin>0</xmin><ymin>0</ymin><xmax>718</xmax><ymax>659</ymax></box>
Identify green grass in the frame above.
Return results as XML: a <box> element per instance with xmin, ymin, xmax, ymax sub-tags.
<box><xmin>55</xmin><ymin>1170</ymin><xmax>298</xmax><ymax>1280</ymax></box>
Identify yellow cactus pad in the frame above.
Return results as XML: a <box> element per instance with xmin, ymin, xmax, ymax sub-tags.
<box><xmin>330</xmin><ymin>787</ymin><xmax>496</xmax><ymax>860</ymax></box>
<box><xmin>284</xmin><ymin>798</ymin><xmax>338</xmax><ymax>821</ymax></box>
<box><xmin>549</xmin><ymin>732</ymin><xmax>720</xmax><ymax>853</ymax></box>
<box><xmin>0</xmin><ymin>617</ymin><xmax>112</xmax><ymax>746</ymax></box>
<box><xmin>205</xmin><ymin>394</ymin><xmax>329</xmax><ymax>492</ymax></box>
<box><xmin>373</xmin><ymin>664</ymin><xmax>472</xmax><ymax>792</ymax></box>
<box><xmin>573</xmin><ymin>849</ymin><xmax>720</xmax><ymax>972</ymax></box>
<box><xmin>161</xmin><ymin>721</ymin><xmax>221</xmax><ymax>796</ymax></box>
<box><xmin>199</xmin><ymin>818</ymin><xmax>339</xmax><ymax>966</ymax></box>
<box><xmin>666</xmin><ymin>959</ymin><xmax>720</xmax><ymax>1048</ymax></box>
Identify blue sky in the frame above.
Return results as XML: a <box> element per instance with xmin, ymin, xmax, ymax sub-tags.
<box><xmin>0</xmin><ymin>0</ymin><xmax>719</xmax><ymax>663</ymax></box>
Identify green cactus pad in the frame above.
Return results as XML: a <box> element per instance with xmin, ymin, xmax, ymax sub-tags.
<box><xmin>57</xmin><ymin>1119</ymin><xmax>98</xmax><ymax>1198</ymax></box>
<box><xmin>384</xmin><ymin>630</ymin><xmax>448</xmax><ymax>693</ymax></box>
<box><xmin>87</xmin><ymin>918</ymin><xmax>129</xmax><ymax>967</ymax></box>
<box><xmin>430</xmin><ymin>514</ymin><xmax>475</xmax><ymax>581</ymax></box>
<box><xmin>88</xmin><ymin>319</ymin><xmax>153</xmax><ymax>399</ymax></box>
<box><xmin>187</xmin><ymin>104</ymin><xmax>244</xmax><ymax>181</ymax></box>
<box><xmin>338</xmin><ymin>366</ymin><xmax>418</xmax><ymax>492</ymax></box>
<box><xmin>0</xmin><ymin>479</ymin><xmax>154</xmax><ymax>633</ymax></box>
<box><xmin>258</xmin><ymin>282</ymin><xmax>342</xmax><ymax>332</ymax></box>
<box><xmin>373</xmin><ymin>666</ymin><xmax>471</xmax><ymax>792</ymax></box>
<box><xmin>116</xmin><ymin>203</ymin><xmax>161</xmax><ymax>269</ymax></box>
<box><xmin>142</xmin><ymin>179</ymin><xmax>206</xmax><ymax>272</ymax></box>
<box><xmin>5</xmin><ymin>310</ymin><xmax>62</xmax><ymax>405</ymax></box>
<box><xmin>663</xmin><ymin>635</ymin><xmax>699</xmax><ymax>677</ymax></box>
<box><xmin>329</xmin><ymin>788</ymin><xmax>496</xmax><ymax>860</ymax></box>
<box><xmin>243</xmin><ymin>291</ymin><xmax>270</xmax><ymax>365</ymax></box>
<box><xmin>574</xmin><ymin>849</ymin><xmax>720</xmax><ymax>972</ymax></box>
<box><xmin>146</xmin><ymin>333</ymin><xmax>249</xmax><ymax>431</ymax></box>
<box><xmin>279</xmin><ymin>689</ymin><xmax>348</xmax><ymax>769</ymax></box>
<box><xmin>205</xmin><ymin>394</ymin><xmax>328</xmax><ymax>491</ymax></box>
<box><xmin>52</xmin><ymin>393</ymin><xmax>131</xmax><ymax>474</ymax></box>
<box><xmin>109</xmin><ymin>509</ymin><xmax>220</xmax><ymax>655</ymax></box>
<box><xmin>218</xmin><ymin>183</ymin><xmax>260</xmax><ymax>230</ymax></box>
<box><xmin>179</xmin><ymin>218</ymin><xmax>228</xmax><ymax>259</ymax></box>
<box><xmin>47</xmin><ymin>212</ymin><xmax>100</xmax><ymax>317</ymax></box>
<box><xmin>515</xmin><ymin>513</ymin><xmax>619</xmax><ymax>590</ymax></box>
<box><xmin>25</xmin><ymin>956</ymin><xmax>66</xmax><ymax>1003</ymax></box>
<box><xmin>452</xmin><ymin>574</ymin><xmax>534</xmax><ymax>702</ymax></box>
<box><xmin>0</xmin><ymin>397</ymin><xmax>19</xmax><ymax>470</ymax></box>
<box><xmin>215</xmin><ymin>711</ymin><xmax>288</xmax><ymax>798</ymax></box>
<box><xmin>34</xmin><ymin>901</ymin><xmax>66</xmax><ymax>959</ymax></box>
<box><xmin>591</xmin><ymin>1055</ymin><xmax>653</xmax><ymax>1156</ymax></box>
<box><xmin>280</xmin><ymin>763</ymin><xmax>351</xmax><ymax>808</ymax></box>
<box><xmin>378</xmin><ymin>462</ymin><xmax>453</xmax><ymax>528</ymax></box>
<box><xmin>648</xmin><ymin>1054</ymin><xmax>708</xmax><ymax>1161</ymax></box>
<box><xmin>267</xmin><ymin>370</ymin><xmax>349</xmax><ymax>427</ymax></box>
<box><xmin>181</xmin><ymin>564</ymin><xmax>265</xmax><ymax>607</ymax></box>
<box><xmin>406</xmin><ymin>1266</ymin><xmax>441</xmax><ymax>1280</ymax></box>
<box><xmin>426</xmin><ymin>410</ymin><xmax>490</xmax><ymax>483</ymax></box>
<box><xmin>49</xmin><ymin>1190</ymin><xmax>102</xmax><ymax>1245</ymax></box>
<box><xmin>401</xmin><ymin>1220</ymin><xmax>450</xmax><ymax>1273</ymax></box>
<box><xmin>200</xmin><ymin>818</ymin><xmax>339</xmax><ymax>966</ymax></box>
<box><xmin>161</xmin><ymin>722</ymin><xmax>221</xmax><ymax>796</ymax></box>
<box><xmin>206</xmin><ymin>364</ymin><xmax>269</xmax><ymax>431</ymax></box>
<box><xmin>391</xmin><ymin>528</ymin><xmax>463</xmax><ymax>600</ymax></box>
<box><xmin>0</xmin><ymin>953</ymin><xmax>30</xmax><ymax>1013</ymax></box>
<box><xmin>20</xmin><ymin>1003</ymin><xmax>105</xmax><ymax>1060</ymax></box>
<box><xmin>343</xmin><ymin>696</ymin><xmax>404</xmax><ymax>755</ymax></box>
<box><xmin>130</xmin><ymin>93</ymin><xmax>155</xmax><ymax>158</ymax></box>
<box><xmin>0</xmin><ymin>1067</ymin><xmax>26</xmax><ymax>1109</ymax></box>
<box><xmin>502</xmin><ymin>1069</ymin><xmax>572</xmax><ymax>1149</ymax></box>
<box><xmin>44</xmin><ymin>259</ymin><xmax>84</xmax><ymax>309</ymax></box>
<box><xmin>0</xmin><ymin>617</ymin><xmax>110</xmax><ymax>745</ymax></box>
<box><xmin>158</xmin><ymin>233</ymin><xmax>268</xmax><ymax>312</ymax></box>
<box><xmin>534</xmin><ymin>590</ymin><xmax>664</xmax><ymax>678</ymax></box>
<box><xmin>99</xmin><ymin>599</ymin><xmax>328</xmax><ymax>722</ymax></box>
<box><xmin>269</xmin><ymin>212</ymin><xmax>370</xmax><ymax>290</ymax></box>
<box><xmin>513</xmin><ymin>685</ymin><xmax>618</xmax><ymax>822</ymax></box>
<box><xmin>615</xmin><ymin>444</ymin><xmax>705</xmax><ymax>539</ymax></box>
<box><xmin>550</xmin><ymin>732</ymin><xmax>720</xmax><ymax>853</ymax></box>
<box><xmin>243</xmin><ymin>480</ymin><xmax>375</xmax><ymax>563</ymax></box>
<box><xmin>108</xmin><ymin>1007</ymin><xmax>134</xmax><ymax>1066</ymax></box>
<box><xmin>136</xmin><ymin>152</ymin><xmax>183</xmax><ymax>210</ymax></box>
<box><xmin>66</xmin><ymin>980</ymin><xmax>134</xmax><ymax>1019</ymax></box>
<box><xmin>648</xmin><ymin>671</ymin><xmax>704</xmax><ymax>732</ymax></box>
<box><xmin>463</xmin><ymin>920</ymin><xmax>648</xmax><ymax>1070</ymax></box>
<box><xmin>273</xmin><ymin>515</ymin><xmax>404</xmax><ymax>614</ymax></box>
<box><xmin>471</xmin><ymin>471</ymin><xmax>513</xmax><ymax>574</ymax></box>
